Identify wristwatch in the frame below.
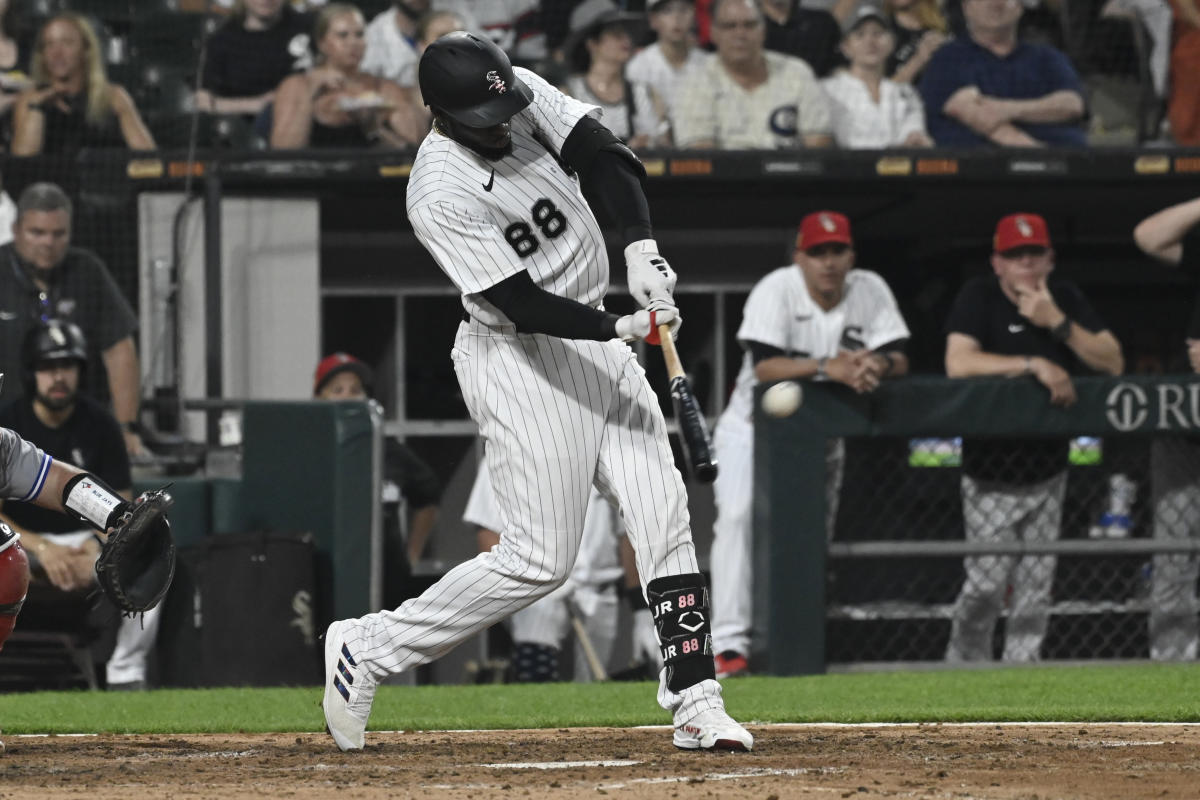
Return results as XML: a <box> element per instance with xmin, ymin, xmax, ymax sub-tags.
<box><xmin>1051</xmin><ymin>317</ymin><xmax>1073</xmax><ymax>343</ymax></box>
<box><xmin>816</xmin><ymin>357</ymin><xmax>828</xmax><ymax>379</ymax></box>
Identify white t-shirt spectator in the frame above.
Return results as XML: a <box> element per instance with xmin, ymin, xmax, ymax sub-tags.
<box><xmin>672</xmin><ymin>50</ymin><xmax>832</xmax><ymax>149</ymax></box>
<box><xmin>821</xmin><ymin>70</ymin><xmax>928</xmax><ymax>148</ymax></box>
<box><xmin>626</xmin><ymin>44</ymin><xmax>710</xmax><ymax>117</ymax></box>
<box><xmin>361</xmin><ymin>2</ymin><xmax>479</xmax><ymax>87</ymax></box>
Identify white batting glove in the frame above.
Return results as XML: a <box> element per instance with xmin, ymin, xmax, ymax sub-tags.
<box><xmin>614</xmin><ymin>303</ymin><xmax>681</xmax><ymax>345</ymax></box>
<box><xmin>625</xmin><ymin>239</ymin><xmax>677</xmax><ymax>307</ymax></box>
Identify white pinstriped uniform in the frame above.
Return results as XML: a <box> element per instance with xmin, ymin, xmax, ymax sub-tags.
<box><xmin>347</xmin><ymin>68</ymin><xmax>718</xmax><ymax>717</ymax></box>
<box><xmin>711</xmin><ymin>266</ymin><xmax>910</xmax><ymax>656</ymax></box>
<box><xmin>465</xmin><ymin>465</ymin><xmax>622</xmax><ymax>680</ymax></box>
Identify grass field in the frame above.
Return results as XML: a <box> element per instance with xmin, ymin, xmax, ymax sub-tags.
<box><xmin>3</xmin><ymin>662</ymin><xmax>1200</xmax><ymax>735</ymax></box>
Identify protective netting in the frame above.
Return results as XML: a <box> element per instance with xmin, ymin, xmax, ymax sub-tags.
<box><xmin>826</xmin><ymin>434</ymin><xmax>1200</xmax><ymax>665</ymax></box>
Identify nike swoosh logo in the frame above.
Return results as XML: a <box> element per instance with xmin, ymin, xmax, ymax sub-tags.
<box><xmin>0</xmin><ymin>311</ymin><xmax>16</xmax><ymax>321</ymax></box>
<box><xmin>795</xmin><ymin>314</ymin><xmax>812</xmax><ymax>322</ymax></box>
<box><xmin>483</xmin><ymin>169</ymin><xmax>495</xmax><ymax>192</ymax></box>
<box><xmin>1008</xmin><ymin>324</ymin><xmax>1025</xmax><ymax>333</ymax></box>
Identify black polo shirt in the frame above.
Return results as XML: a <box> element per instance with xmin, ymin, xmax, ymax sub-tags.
<box><xmin>945</xmin><ymin>273</ymin><xmax>1108</xmax><ymax>484</ymax></box>
<box><xmin>763</xmin><ymin>0</ymin><xmax>841</xmax><ymax>78</ymax></box>
<box><xmin>0</xmin><ymin>243</ymin><xmax>138</xmax><ymax>404</ymax></box>
<box><xmin>0</xmin><ymin>394</ymin><xmax>130</xmax><ymax>534</ymax></box>
<box><xmin>201</xmin><ymin>7</ymin><xmax>312</xmax><ymax>99</ymax></box>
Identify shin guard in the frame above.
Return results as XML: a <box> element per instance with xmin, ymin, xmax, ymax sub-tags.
<box><xmin>646</xmin><ymin>573</ymin><xmax>715</xmax><ymax>692</ymax></box>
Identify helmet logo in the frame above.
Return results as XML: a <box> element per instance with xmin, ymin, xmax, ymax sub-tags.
<box><xmin>49</xmin><ymin>325</ymin><xmax>67</xmax><ymax>346</ymax></box>
<box><xmin>486</xmin><ymin>70</ymin><xmax>507</xmax><ymax>94</ymax></box>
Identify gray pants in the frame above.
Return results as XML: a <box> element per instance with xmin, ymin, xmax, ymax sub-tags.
<box><xmin>947</xmin><ymin>472</ymin><xmax>1067</xmax><ymax>663</ymax></box>
<box><xmin>1149</xmin><ymin>437</ymin><xmax>1200</xmax><ymax>660</ymax></box>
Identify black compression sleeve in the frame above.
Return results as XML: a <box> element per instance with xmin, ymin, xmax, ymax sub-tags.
<box><xmin>481</xmin><ymin>270</ymin><xmax>620</xmax><ymax>340</ymax></box>
<box><xmin>582</xmin><ymin>151</ymin><xmax>653</xmax><ymax>245</ymax></box>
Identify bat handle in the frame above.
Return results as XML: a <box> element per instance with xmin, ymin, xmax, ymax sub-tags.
<box><xmin>658</xmin><ymin>324</ymin><xmax>684</xmax><ymax>380</ymax></box>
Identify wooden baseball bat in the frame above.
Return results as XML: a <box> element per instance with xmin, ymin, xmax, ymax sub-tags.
<box><xmin>658</xmin><ymin>324</ymin><xmax>718</xmax><ymax>483</ymax></box>
<box><xmin>564</xmin><ymin>597</ymin><xmax>608</xmax><ymax>681</ymax></box>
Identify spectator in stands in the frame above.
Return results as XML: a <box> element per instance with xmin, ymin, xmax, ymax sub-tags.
<box><xmin>1168</xmin><ymin>0</ymin><xmax>1200</xmax><ymax>145</ymax></box>
<box><xmin>673</xmin><ymin>0</ymin><xmax>834</xmax><ymax>149</ymax></box>
<box><xmin>1131</xmin><ymin>196</ymin><xmax>1200</xmax><ymax>658</ymax></box>
<box><xmin>194</xmin><ymin>0</ymin><xmax>313</xmax><ymax>117</ymax></box>
<box><xmin>475</xmin><ymin>0</ymin><xmax>545</xmax><ymax>67</ymax></box>
<box><xmin>271</xmin><ymin>3</ymin><xmax>426</xmax><ymax>149</ymax></box>
<box><xmin>761</xmin><ymin>0</ymin><xmax>843</xmax><ymax>78</ymax></box>
<box><xmin>822</xmin><ymin>6</ymin><xmax>933</xmax><ymax>147</ymax></box>
<box><xmin>884</xmin><ymin>0</ymin><xmax>949</xmax><ymax>84</ymax></box>
<box><xmin>0</xmin><ymin>183</ymin><xmax>143</xmax><ymax>457</ymax></box>
<box><xmin>918</xmin><ymin>0</ymin><xmax>1086</xmax><ymax>147</ymax></box>
<box><xmin>9</xmin><ymin>13</ymin><xmax>154</xmax><ymax>156</ymax></box>
<box><xmin>943</xmin><ymin>212</ymin><xmax>1123</xmax><ymax>663</ymax></box>
<box><xmin>361</xmin><ymin>0</ymin><xmax>474</xmax><ymax>88</ymax></box>
<box><xmin>0</xmin><ymin>320</ymin><xmax>158</xmax><ymax>690</ymax></box>
<box><xmin>0</xmin><ymin>0</ymin><xmax>34</xmax><ymax>124</ymax></box>
<box><xmin>313</xmin><ymin>353</ymin><xmax>441</xmax><ymax>607</ymax></box>
<box><xmin>626</xmin><ymin>0</ymin><xmax>709</xmax><ymax>130</ymax></box>
<box><xmin>561</xmin><ymin>0</ymin><xmax>663</xmax><ymax>148</ymax></box>
<box><xmin>710</xmin><ymin>210</ymin><xmax>911</xmax><ymax>678</ymax></box>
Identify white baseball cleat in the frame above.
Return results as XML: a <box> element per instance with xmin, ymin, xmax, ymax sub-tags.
<box><xmin>673</xmin><ymin>708</ymin><xmax>754</xmax><ymax>751</ymax></box>
<box><xmin>322</xmin><ymin>618</ymin><xmax>377</xmax><ymax>751</ymax></box>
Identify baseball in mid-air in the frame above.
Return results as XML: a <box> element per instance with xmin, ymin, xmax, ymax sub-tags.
<box><xmin>762</xmin><ymin>381</ymin><xmax>803</xmax><ymax>417</ymax></box>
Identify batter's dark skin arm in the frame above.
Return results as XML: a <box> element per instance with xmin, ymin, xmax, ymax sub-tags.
<box><xmin>480</xmin><ymin>117</ymin><xmax>653</xmax><ymax>340</ymax></box>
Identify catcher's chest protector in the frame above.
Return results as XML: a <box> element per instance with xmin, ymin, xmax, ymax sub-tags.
<box><xmin>0</xmin><ymin>525</ymin><xmax>30</xmax><ymax>651</ymax></box>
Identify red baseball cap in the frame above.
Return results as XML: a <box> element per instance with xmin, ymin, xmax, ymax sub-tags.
<box><xmin>994</xmin><ymin>213</ymin><xmax>1051</xmax><ymax>253</ymax></box>
<box><xmin>313</xmin><ymin>353</ymin><xmax>373</xmax><ymax>396</ymax></box>
<box><xmin>796</xmin><ymin>211</ymin><xmax>852</xmax><ymax>251</ymax></box>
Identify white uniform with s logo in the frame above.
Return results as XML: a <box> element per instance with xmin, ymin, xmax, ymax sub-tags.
<box><xmin>348</xmin><ymin>68</ymin><xmax>719</xmax><ymax>719</ymax></box>
<box><xmin>711</xmin><ymin>266</ymin><xmax>910</xmax><ymax>658</ymax></box>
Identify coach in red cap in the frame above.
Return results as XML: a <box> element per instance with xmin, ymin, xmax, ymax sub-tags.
<box><xmin>708</xmin><ymin>209</ymin><xmax>912</xmax><ymax>678</ymax></box>
<box><xmin>942</xmin><ymin>211</ymin><xmax>1124</xmax><ymax>665</ymax></box>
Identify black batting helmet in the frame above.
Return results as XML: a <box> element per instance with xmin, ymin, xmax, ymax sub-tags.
<box><xmin>22</xmin><ymin>319</ymin><xmax>87</xmax><ymax>391</ymax></box>
<box><xmin>419</xmin><ymin>31</ymin><xmax>534</xmax><ymax>127</ymax></box>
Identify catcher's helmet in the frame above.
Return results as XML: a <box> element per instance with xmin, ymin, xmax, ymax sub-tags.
<box><xmin>419</xmin><ymin>32</ymin><xmax>533</xmax><ymax>127</ymax></box>
<box><xmin>22</xmin><ymin>318</ymin><xmax>87</xmax><ymax>390</ymax></box>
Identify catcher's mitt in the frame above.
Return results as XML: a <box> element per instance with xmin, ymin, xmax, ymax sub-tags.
<box><xmin>94</xmin><ymin>487</ymin><xmax>176</xmax><ymax>616</ymax></box>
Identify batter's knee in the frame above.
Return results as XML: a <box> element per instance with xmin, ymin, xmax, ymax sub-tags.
<box><xmin>0</xmin><ymin>525</ymin><xmax>31</xmax><ymax>652</ymax></box>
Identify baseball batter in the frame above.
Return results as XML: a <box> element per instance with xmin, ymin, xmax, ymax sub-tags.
<box><xmin>322</xmin><ymin>31</ymin><xmax>752</xmax><ymax>753</ymax></box>
<box><xmin>465</xmin><ymin>464</ymin><xmax>624</xmax><ymax>682</ymax></box>
<box><xmin>710</xmin><ymin>211</ymin><xmax>910</xmax><ymax>676</ymax></box>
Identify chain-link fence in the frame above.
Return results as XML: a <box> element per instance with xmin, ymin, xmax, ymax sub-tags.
<box><xmin>825</xmin><ymin>433</ymin><xmax>1200</xmax><ymax>666</ymax></box>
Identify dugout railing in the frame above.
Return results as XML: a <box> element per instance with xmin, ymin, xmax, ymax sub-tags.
<box><xmin>755</xmin><ymin>375</ymin><xmax>1200</xmax><ymax>675</ymax></box>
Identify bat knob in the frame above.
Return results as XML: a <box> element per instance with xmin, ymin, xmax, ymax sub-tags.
<box><xmin>695</xmin><ymin>462</ymin><xmax>718</xmax><ymax>483</ymax></box>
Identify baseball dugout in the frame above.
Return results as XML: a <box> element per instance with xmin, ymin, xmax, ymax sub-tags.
<box><xmin>754</xmin><ymin>375</ymin><xmax>1200</xmax><ymax>675</ymax></box>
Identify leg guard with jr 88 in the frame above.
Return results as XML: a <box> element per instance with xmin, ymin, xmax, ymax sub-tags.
<box><xmin>646</xmin><ymin>573</ymin><xmax>715</xmax><ymax>692</ymax></box>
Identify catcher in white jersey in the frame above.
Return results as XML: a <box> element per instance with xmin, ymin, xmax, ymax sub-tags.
<box><xmin>322</xmin><ymin>31</ymin><xmax>752</xmax><ymax>752</ymax></box>
<box><xmin>710</xmin><ymin>211</ymin><xmax>911</xmax><ymax>677</ymax></box>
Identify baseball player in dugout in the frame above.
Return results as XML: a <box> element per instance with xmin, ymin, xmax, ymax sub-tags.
<box><xmin>710</xmin><ymin>211</ymin><xmax>911</xmax><ymax>679</ymax></box>
<box><xmin>943</xmin><ymin>213</ymin><xmax>1123</xmax><ymax>662</ymax></box>
<box><xmin>322</xmin><ymin>31</ymin><xmax>753</xmax><ymax>752</ymax></box>
<box><xmin>0</xmin><ymin>320</ymin><xmax>159</xmax><ymax>690</ymax></box>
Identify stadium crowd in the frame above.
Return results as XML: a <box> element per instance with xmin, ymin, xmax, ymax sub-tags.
<box><xmin>0</xmin><ymin>0</ymin><xmax>1190</xmax><ymax>153</ymax></box>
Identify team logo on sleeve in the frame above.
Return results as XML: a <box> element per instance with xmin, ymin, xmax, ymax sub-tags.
<box><xmin>486</xmin><ymin>70</ymin><xmax>507</xmax><ymax>94</ymax></box>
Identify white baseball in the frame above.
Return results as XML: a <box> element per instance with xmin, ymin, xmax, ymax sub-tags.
<box><xmin>761</xmin><ymin>381</ymin><xmax>803</xmax><ymax>417</ymax></box>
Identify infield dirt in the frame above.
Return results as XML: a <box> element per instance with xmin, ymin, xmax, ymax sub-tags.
<box><xmin>1</xmin><ymin>723</ymin><xmax>1196</xmax><ymax>799</ymax></box>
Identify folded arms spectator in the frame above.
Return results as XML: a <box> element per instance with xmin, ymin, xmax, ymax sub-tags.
<box><xmin>918</xmin><ymin>0</ymin><xmax>1086</xmax><ymax>147</ymax></box>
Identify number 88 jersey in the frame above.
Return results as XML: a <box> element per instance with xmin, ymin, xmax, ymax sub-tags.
<box><xmin>406</xmin><ymin>67</ymin><xmax>610</xmax><ymax>328</ymax></box>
